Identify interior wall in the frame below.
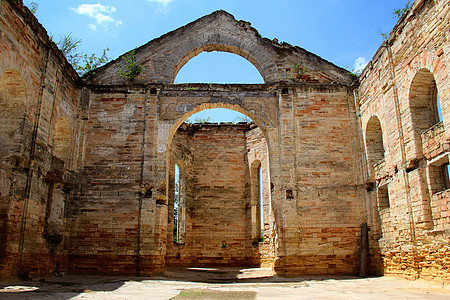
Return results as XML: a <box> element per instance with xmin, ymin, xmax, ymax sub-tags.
<box><xmin>357</xmin><ymin>0</ymin><xmax>450</xmax><ymax>281</ymax></box>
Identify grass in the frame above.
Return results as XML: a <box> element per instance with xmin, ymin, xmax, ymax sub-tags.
<box><xmin>171</xmin><ymin>288</ymin><xmax>256</xmax><ymax>299</ymax></box>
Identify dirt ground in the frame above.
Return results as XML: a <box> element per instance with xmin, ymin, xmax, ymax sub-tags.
<box><xmin>0</xmin><ymin>267</ymin><xmax>449</xmax><ymax>299</ymax></box>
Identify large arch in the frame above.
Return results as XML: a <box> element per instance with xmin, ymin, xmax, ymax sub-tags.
<box><xmin>172</xmin><ymin>44</ymin><xmax>266</xmax><ymax>83</ymax></box>
<box><xmin>164</xmin><ymin>104</ymin><xmax>277</xmax><ymax>268</ymax></box>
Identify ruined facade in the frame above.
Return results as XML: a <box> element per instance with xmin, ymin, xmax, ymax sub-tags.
<box><xmin>0</xmin><ymin>0</ymin><xmax>448</xmax><ymax>281</ymax></box>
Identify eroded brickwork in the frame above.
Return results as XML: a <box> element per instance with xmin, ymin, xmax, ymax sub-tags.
<box><xmin>0</xmin><ymin>0</ymin><xmax>449</xmax><ymax>282</ymax></box>
<box><xmin>358</xmin><ymin>0</ymin><xmax>450</xmax><ymax>281</ymax></box>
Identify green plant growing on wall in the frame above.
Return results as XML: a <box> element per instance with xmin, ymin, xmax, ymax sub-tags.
<box><xmin>118</xmin><ymin>50</ymin><xmax>142</xmax><ymax>80</ymax></box>
<box><xmin>78</xmin><ymin>48</ymin><xmax>110</xmax><ymax>76</ymax></box>
<box><xmin>393</xmin><ymin>1</ymin><xmax>412</xmax><ymax>19</ymax></box>
<box><xmin>283</xmin><ymin>62</ymin><xmax>310</xmax><ymax>82</ymax></box>
<box><xmin>381</xmin><ymin>32</ymin><xmax>390</xmax><ymax>41</ymax></box>
<box><xmin>236</xmin><ymin>115</ymin><xmax>252</xmax><ymax>123</ymax></box>
<box><xmin>345</xmin><ymin>67</ymin><xmax>360</xmax><ymax>77</ymax></box>
<box><xmin>53</xmin><ymin>33</ymin><xmax>110</xmax><ymax>76</ymax></box>
<box><xmin>193</xmin><ymin>117</ymin><xmax>211</xmax><ymax>124</ymax></box>
<box><xmin>186</xmin><ymin>87</ymin><xmax>194</xmax><ymax>92</ymax></box>
<box><xmin>25</xmin><ymin>1</ymin><xmax>38</xmax><ymax>14</ymax></box>
<box><xmin>55</xmin><ymin>33</ymin><xmax>82</xmax><ymax>66</ymax></box>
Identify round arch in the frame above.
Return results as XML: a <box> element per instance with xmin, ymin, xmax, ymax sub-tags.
<box><xmin>404</xmin><ymin>52</ymin><xmax>450</xmax><ymax>138</ymax></box>
<box><xmin>164</xmin><ymin>103</ymin><xmax>276</xmax><ymax>268</ymax></box>
<box><xmin>408</xmin><ymin>68</ymin><xmax>440</xmax><ymax>132</ymax></box>
<box><xmin>172</xmin><ymin>44</ymin><xmax>266</xmax><ymax>83</ymax></box>
<box><xmin>365</xmin><ymin>115</ymin><xmax>385</xmax><ymax>168</ymax></box>
<box><xmin>166</xmin><ymin>103</ymin><xmax>270</xmax><ymax>152</ymax></box>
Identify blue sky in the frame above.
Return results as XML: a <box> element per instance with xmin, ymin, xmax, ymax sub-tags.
<box><xmin>27</xmin><ymin>0</ymin><xmax>407</xmax><ymax>121</ymax></box>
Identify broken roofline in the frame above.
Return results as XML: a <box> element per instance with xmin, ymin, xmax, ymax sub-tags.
<box><xmin>86</xmin><ymin>10</ymin><xmax>355</xmax><ymax>86</ymax></box>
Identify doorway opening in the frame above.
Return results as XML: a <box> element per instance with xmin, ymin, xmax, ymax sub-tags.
<box><xmin>165</xmin><ymin>108</ymin><xmax>275</xmax><ymax>269</ymax></box>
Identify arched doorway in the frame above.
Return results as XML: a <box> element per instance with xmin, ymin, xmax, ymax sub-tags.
<box><xmin>164</xmin><ymin>106</ymin><xmax>276</xmax><ymax>269</ymax></box>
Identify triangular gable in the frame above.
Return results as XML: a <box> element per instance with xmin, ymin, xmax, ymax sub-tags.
<box><xmin>87</xmin><ymin>10</ymin><xmax>354</xmax><ymax>86</ymax></box>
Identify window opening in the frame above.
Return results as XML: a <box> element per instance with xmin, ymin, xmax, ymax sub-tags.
<box><xmin>409</xmin><ymin>69</ymin><xmax>441</xmax><ymax>135</ymax></box>
<box><xmin>186</xmin><ymin>108</ymin><xmax>251</xmax><ymax>124</ymax></box>
<box><xmin>377</xmin><ymin>185</ymin><xmax>390</xmax><ymax>210</ymax></box>
<box><xmin>173</xmin><ymin>164</ymin><xmax>179</xmax><ymax>243</ymax></box>
<box><xmin>259</xmin><ymin>165</ymin><xmax>264</xmax><ymax>242</ymax></box>
<box><xmin>365</xmin><ymin>116</ymin><xmax>385</xmax><ymax>167</ymax></box>
<box><xmin>428</xmin><ymin>157</ymin><xmax>450</xmax><ymax>194</ymax></box>
<box><xmin>437</xmin><ymin>92</ymin><xmax>442</xmax><ymax>122</ymax></box>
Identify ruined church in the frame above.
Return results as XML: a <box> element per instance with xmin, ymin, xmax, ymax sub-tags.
<box><xmin>0</xmin><ymin>0</ymin><xmax>449</xmax><ymax>281</ymax></box>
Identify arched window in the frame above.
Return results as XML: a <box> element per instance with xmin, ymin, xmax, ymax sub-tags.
<box><xmin>409</xmin><ymin>68</ymin><xmax>440</xmax><ymax>136</ymax></box>
<box><xmin>251</xmin><ymin>160</ymin><xmax>262</xmax><ymax>243</ymax></box>
<box><xmin>173</xmin><ymin>163</ymin><xmax>186</xmax><ymax>244</ymax></box>
<box><xmin>365</xmin><ymin>116</ymin><xmax>385</xmax><ymax>168</ymax></box>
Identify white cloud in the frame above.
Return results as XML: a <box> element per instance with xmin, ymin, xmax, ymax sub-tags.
<box><xmin>87</xmin><ymin>24</ymin><xmax>98</xmax><ymax>32</ymax></box>
<box><xmin>147</xmin><ymin>0</ymin><xmax>173</xmax><ymax>13</ymax></box>
<box><xmin>71</xmin><ymin>3</ymin><xmax>122</xmax><ymax>31</ymax></box>
<box><xmin>353</xmin><ymin>57</ymin><xmax>369</xmax><ymax>74</ymax></box>
<box><xmin>147</xmin><ymin>0</ymin><xmax>173</xmax><ymax>5</ymax></box>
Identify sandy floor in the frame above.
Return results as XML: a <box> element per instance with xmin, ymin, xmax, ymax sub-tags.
<box><xmin>0</xmin><ymin>267</ymin><xmax>449</xmax><ymax>299</ymax></box>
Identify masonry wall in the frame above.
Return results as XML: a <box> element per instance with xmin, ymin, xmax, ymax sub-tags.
<box><xmin>272</xmin><ymin>85</ymin><xmax>362</xmax><ymax>276</ymax></box>
<box><xmin>65</xmin><ymin>88</ymin><xmax>168</xmax><ymax>275</ymax></box>
<box><xmin>0</xmin><ymin>0</ymin><xmax>82</xmax><ymax>279</ymax></box>
<box><xmin>3</xmin><ymin>0</ymin><xmax>448</xmax><ymax>282</ymax></box>
<box><xmin>357</xmin><ymin>0</ymin><xmax>450</xmax><ymax>281</ymax></box>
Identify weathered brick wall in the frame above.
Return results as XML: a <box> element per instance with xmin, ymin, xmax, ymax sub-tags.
<box><xmin>271</xmin><ymin>85</ymin><xmax>362</xmax><ymax>276</ymax></box>
<box><xmin>0</xmin><ymin>0</ymin><xmax>81</xmax><ymax>279</ymax></box>
<box><xmin>422</xmin><ymin>122</ymin><xmax>449</xmax><ymax>160</ymax></box>
<box><xmin>358</xmin><ymin>0</ymin><xmax>450</xmax><ymax>281</ymax></box>
<box><xmin>4</xmin><ymin>0</ymin><xmax>448</xmax><ymax>282</ymax></box>
<box><xmin>65</xmin><ymin>89</ymin><xmax>167</xmax><ymax>275</ymax></box>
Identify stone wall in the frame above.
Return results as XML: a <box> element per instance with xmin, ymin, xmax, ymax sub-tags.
<box><xmin>0</xmin><ymin>0</ymin><xmax>448</xmax><ymax>282</ymax></box>
<box><xmin>0</xmin><ymin>0</ymin><xmax>82</xmax><ymax>279</ymax></box>
<box><xmin>358</xmin><ymin>0</ymin><xmax>450</xmax><ymax>281</ymax></box>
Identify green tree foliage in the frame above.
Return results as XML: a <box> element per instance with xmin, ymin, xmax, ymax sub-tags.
<box><xmin>193</xmin><ymin>117</ymin><xmax>211</xmax><ymax>124</ymax></box>
<box><xmin>236</xmin><ymin>115</ymin><xmax>252</xmax><ymax>123</ymax></box>
<box><xmin>393</xmin><ymin>1</ymin><xmax>412</xmax><ymax>19</ymax></box>
<box><xmin>118</xmin><ymin>50</ymin><xmax>142</xmax><ymax>80</ymax></box>
<box><xmin>26</xmin><ymin>1</ymin><xmax>38</xmax><ymax>14</ymax></box>
<box><xmin>55</xmin><ymin>33</ymin><xmax>110</xmax><ymax>76</ymax></box>
<box><xmin>24</xmin><ymin>2</ymin><xmax>109</xmax><ymax>76</ymax></box>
